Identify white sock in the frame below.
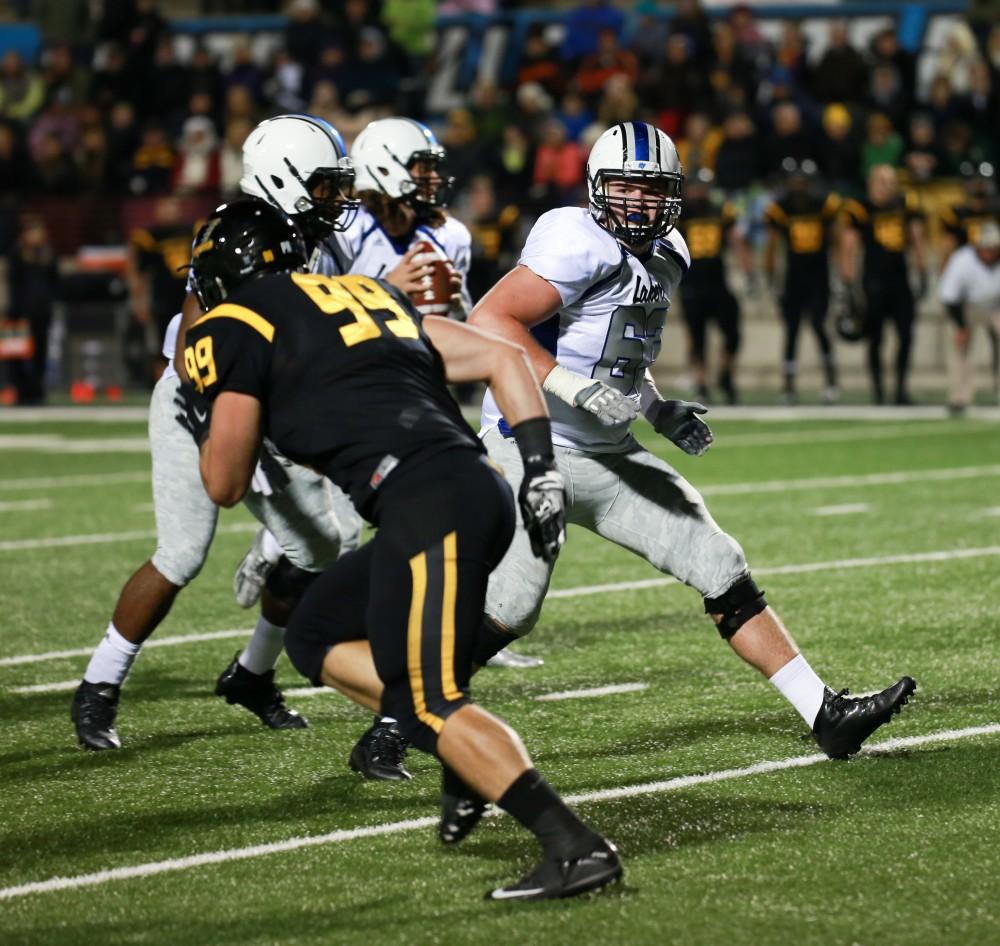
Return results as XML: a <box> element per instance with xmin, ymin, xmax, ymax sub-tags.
<box><xmin>84</xmin><ymin>623</ymin><xmax>141</xmax><ymax>686</ymax></box>
<box><xmin>260</xmin><ymin>529</ymin><xmax>283</xmax><ymax>565</ymax></box>
<box><xmin>239</xmin><ymin>617</ymin><xmax>285</xmax><ymax>675</ymax></box>
<box><xmin>769</xmin><ymin>654</ymin><xmax>827</xmax><ymax>727</ymax></box>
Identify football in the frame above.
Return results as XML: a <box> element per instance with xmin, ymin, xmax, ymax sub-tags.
<box><xmin>409</xmin><ymin>239</ymin><xmax>454</xmax><ymax>316</ymax></box>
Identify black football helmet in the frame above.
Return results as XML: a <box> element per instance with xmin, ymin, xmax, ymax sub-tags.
<box><xmin>190</xmin><ymin>198</ymin><xmax>308</xmax><ymax>311</ymax></box>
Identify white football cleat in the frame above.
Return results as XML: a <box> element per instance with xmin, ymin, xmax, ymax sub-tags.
<box><xmin>233</xmin><ymin>528</ymin><xmax>277</xmax><ymax>609</ymax></box>
<box><xmin>486</xmin><ymin>648</ymin><xmax>544</xmax><ymax>669</ymax></box>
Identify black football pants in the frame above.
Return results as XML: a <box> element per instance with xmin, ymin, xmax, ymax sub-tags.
<box><xmin>284</xmin><ymin>448</ymin><xmax>516</xmax><ymax>754</ymax></box>
<box><xmin>863</xmin><ymin>278</ymin><xmax>915</xmax><ymax>402</ymax></box>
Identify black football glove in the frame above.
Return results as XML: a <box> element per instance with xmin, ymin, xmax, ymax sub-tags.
<box><xmin>647</xmin><ymin>399</ymin><xmax>713</xmax><ymax>456</ymax></box>
<box><xmin>173</xmin><ymin>383</ymin><xmax>212</xmax><ymax>446</ymax></box>
<box><xmin>518</xmin><ymin>458</ymin><xmax>567</xmax><ymax>563</ymax></box>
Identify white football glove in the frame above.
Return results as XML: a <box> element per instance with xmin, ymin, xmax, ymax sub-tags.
<box><xmin>573</xmin><ymin>380</ymin><xmax>640</xmax><ymax>426</ymax></box>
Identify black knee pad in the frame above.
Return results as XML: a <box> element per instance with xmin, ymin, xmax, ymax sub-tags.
<box><xmin>282</xmin><ymin>626</ymin><xmax>329</xmax><ymax>686</ymax></box>
<box><xmin>704</xmin><ymin>576</ymin><xmax>767</xmax><ymax>639</ymax></box>
<box><xmin>472</xmin><ymin>616</ymin><xmax>518</xmax><ymax>667</ymax></box>
<box><xmin>265</xmin><ymin>556</ymin><xmax>320</xmax><ymax>608</ymax></box>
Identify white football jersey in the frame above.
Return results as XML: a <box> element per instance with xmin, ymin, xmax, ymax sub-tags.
<box><xmin>481</xmin><ymin>207</ymin><xmax>689</xmax><ymax>452</ymax></box>
<box><xmin>314</xmin><ymin>206</ymin><xmax>473</xmax><ymax>314</ymax></box>
<box><xmin>939</xmin><ymin>244</ymin><xmax>1000</xmax><ymax>308</ymax></box>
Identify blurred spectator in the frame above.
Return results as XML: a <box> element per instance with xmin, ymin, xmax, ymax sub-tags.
<box><xmin>639</xmin><ymin>34</ymin><xmax>708</xmax><ymax>137</ymax></box>
<box><xmin>265</xmin><ymin>49</ymin><xmax>306</xmax><ymax>113</ymax></box>
<box><xmin>517</xmin><ymin>27</ymin><xmax>566</xmax><ymax>100</ymax></box>
<box><xmin>332</xmin><ymin>0</ymin><xmax>381</xmax><ymax>59</ymax></box>
<box><xmin>310</xmin><ymin>45</ymin><xmax>349</xmax><ymax>98</ymax></box>
<box><xmin>812</xmin><ymin>21</ymin><xmax>868</xmax><ymax>105</ymax></box>
<box><xmin>531</xmin><ymin>119</ymin><xmax>586</xmax><ymax>205</ymax></box>
<box><xmin>338</xmin><ymin>28</ymin><xmax>400</xmax><ymax>112</ymax></box>
<box><xmin>666</xmin><ymin>0</ymin><xmax>714</xmax><ymax>70</ymax></box>
<box><xmin>172</xmin><ymin>116</ymin><xmax>220</xmax><ymax>196</ymax></box>
<box><xmin>127</xmin><ymin>197</ymin><xmax>193</xmax><ymax>344</ymax></box>
<box><xmin>860</xmin><ymin>112</ymin><xmax>904</xmax><ymax>180</ymax></box>
<box><xmin>0</xmin><ymin>122</ymin><xmax>28</xmax><ymax>198</ymax></box>
<box><xmin>867</xmin><ymin>63</ymin><xmax>909</xmax><ymax>132</ymax></box>
<box><xmin>220</xmin><ymin>117</ymin><xmax>253</xmax><ymax>198</ymax></box>
<box><xmin>593</xmin><ymin>74</ymin><xmax>638</xmax><ymax>130</ymax></box>
<box><xmin>382</xmin><ymin>0</ymin><xmax>438</xmax><ymax>68</ymax></box>
<box><xmin>90</xmin><ymin>43</ymin><xmax>134</xmax><ymax>112</ymax></box>
<box><xmin>818</xmin><ymin>103</ymin><xmax>861</xmax><ymax>193</ymax></box>
<box><xmin>470</xmin><ymin>82</ymin><xmax>513</xmax><ymax>149</ymax></box>
<box><xmin>707</xmin><ymin>22</ymin><xmax>756</xmax><ymax>118</ymax></box>
<box><xmin>5</xmin><ymin>213</ymin><xmax>59</xmax><ymax>405</ymax></box>
<box><xmin>77</xmin><ymin>125</ymin><xmax>112</xmax><ymax>194</ymax></box>
<box><xmin>284</xmin><ymin>0</ymin><xmax>327</xmax><ymax>72</ymax></box>
<box><xmin>574</xmin><ymin>28</ymin><xmax>639</xmax><ymax>99</ymax></box>
<box><xmin>773</xmin><ymin>21</ymin><xmax>809</xmax><ymax>87</ymax></box>
<box><xmin>28</xmin><ymin>94</ymin><xmax>80</xmax><ymax>162</ymax></box>
<box><xmin>561</xmin><ymin>0</ymin><xmax>625</xmax><ymax>64</ymax></box>
<box><xmin>870</xmin><ymin>28</ymin><xmax>916</xmax><ymax>108</ymax></box>
<box><xmin>938</xmin><ymin>121</ymin><xmax>979</xmax><ymax>178</ymax></box>
<box><xmin>124</xmin><ymin>0</ymin><xmax>170</xmax><ymax>81</ymax></box>
<box><xmin>33</xmin><ymin>0</ymin><xmax>91</xmax><ymax>49</ymax></box>
<box><xmin>42</xmin><ymin>46</ymin><xmax>90</xmax><ymax>108</ymax></box>
<box><xmin>714</xmin><ymin>111</ymin><xmax>761</xmax><ymax>191</ymax></box>
<box><xmin>227</xmin><ymin>45</ymin><xmax>266</xmax><ymax>106</ymax></box>
<box><xmin>933</xmin><ymin>21</ymin><xmax>981</xmax><ymax>94</ymax></box>
<box><xmin>128</xmin><ymin>123</ymin><xmax>174</xmax><ymax>196</ymax></box>
<box><xmin>676</xmin><ymin>112</ymin><xmax>722</xmax><ymax>178</ymax></box>
<box><xmin>187</xmin><ymin>45</ymin><xmax>224</xmax><ymax>110</ymax></box>
<box><xmin>460</xmin><ymin>174</ymin><xmax>522</xmax><ymax>301</ymax></box>
<box><xmin>28</xmin><ymin>131</ymin><xmax>79</xmax><ymax>194</ymax></box>
<box><xmin>729</xmin><ymin>2</ymin><xmax>773</xmax><ymax>90</ymax></box>
<box><xmin>0</xmin><ymin>51</ymin><xmax>46</xmax><ymax>124</ymax></box>
<box><xmin>961</xmin><ymin>60</ymin><xmax>999</xmax><ymax>156</ymax></box>
<box><xmin>631</xmin><ymin>2</ymin><xmax>670</xmax><ymax>69</ymax></box>
<box><xmin>903</xmin><ymin>114</ymin><xmax>942</xmax><ymax>185</ymax></box>
<box><xmin>763</xmin><ymin>102</ymin><xmax>817</xmax><ymax>178</ymax></box>
<box><xmin>106</xmin><ymin>101</ymin><xmax>139</xmax><ymax>192</ymax></box>
<box><xmin>926</xmin><ymin>75</ymin><xmax>961</xmax><ymax>132</ymax></box>
<box><xmin>440</xmin><ymin>109</ymin><xmax>485</xmax><ymax>193</ymax></box>
<box><xmin>556</xmin><ymin>90</ymin><xmax>593</xmax><ymax>143</ymax></box>
<box><xmin>513</xmin><ymin>82</ymin><xmax>554</xmax><ymax>143</ymax></box>
<box><xmin>144</xmin><ymin>38</ymin><xmax>191</xmax><ymax>134</ymax></box>
<box><xmin>495</xmin><ymin>125</ymin><xmax>533</xmax><ymax>204</ymax></box>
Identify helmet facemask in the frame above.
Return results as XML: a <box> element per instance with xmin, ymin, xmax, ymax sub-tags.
<box><xmin>590</xmin><ymin>169</ymin><xmax>683</xmax><ymax>246</ymax></box>
<box><xmin>400</xmin><ymin>152</ymin><xmax>455</xmax><ymax>212</ymax></box>
<box><xmin>289</xmin><ymin>163</ymin><xmax>360</xmax><ymax>241</ymax></box>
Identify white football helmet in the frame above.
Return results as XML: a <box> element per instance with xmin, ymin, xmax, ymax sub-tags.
<box><xmin>586</xmin><ymin>122</ymin><xmax>684</xmax><ymax>245</ymax></box>
<box><xmin>352</xmin><ymin>117</ymin><xmax>454</xmax><ymax>209</ymax></box>
<box><xmin>240</xmin><ymin>114</ymin><xmax>359</xmax><ymax>241</ymax></box>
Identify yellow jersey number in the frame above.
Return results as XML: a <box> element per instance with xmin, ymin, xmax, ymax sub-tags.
<box><xmin>184</xmin><ymin>336</ymin><xmax>217</xmax><ymax>394</ymax></box>
<box><xmin>291</xmin><ymin>273</ymin><xmax>419</xmax><ymax>346</ymax></box>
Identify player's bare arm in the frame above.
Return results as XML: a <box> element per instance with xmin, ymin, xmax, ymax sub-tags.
<box><xmin>422</xmin><ymin>315</ymin><xmax>546</xmax><ymax>425</ymax></box>
<box><xmin>199</xmin><ymin>392</ymin><xmax>261</xmax><ymax>506</ymax></box>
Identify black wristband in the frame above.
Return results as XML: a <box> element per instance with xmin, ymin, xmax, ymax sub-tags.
<box><xmin>946</xmin><ymin>303</ymin><xmax>967</xmax><ymax>329</ymax></box>
<box><xmin>510</xmin><ymin>417</ymin><xmax>554</xmax><ymax>467</ymax></box>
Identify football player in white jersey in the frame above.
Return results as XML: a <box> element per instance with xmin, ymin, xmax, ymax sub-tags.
<box><xmin>71</xmin><ymin>115</ymin><xmax>365</xmax><ymax>751</ymax></box>
<box><xmin>444</xmin><ymin>121</ymin><xmax>916</xmax><ymax>837</ymax></box>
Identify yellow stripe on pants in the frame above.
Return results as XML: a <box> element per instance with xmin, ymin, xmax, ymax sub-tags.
<box><xmin>407</xmin><ymin>548</ymin><xmax>445</xmax><ymax>734</ymax></box>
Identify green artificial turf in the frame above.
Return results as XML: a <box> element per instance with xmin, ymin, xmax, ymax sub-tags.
<box><xmin>0</xmin><ymin>413</ymin><xmax>998</xmax><ymax>946</ymax></box>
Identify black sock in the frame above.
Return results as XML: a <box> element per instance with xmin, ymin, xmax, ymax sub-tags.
<box><xmin>442</xmin><ymin>764</ymin><xmax>484</xmax><ymax>805</ymax></box>
<box><xmin>497</xmin><ymin>768</ymin><xmax>600</xmax><ymax>860</ymax></box>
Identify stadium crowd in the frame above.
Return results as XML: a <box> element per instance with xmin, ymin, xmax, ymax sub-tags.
<box><xmin>1</xmin><ymin>0</ymin><xmax>999</xmax><ymax>405</ymax></box>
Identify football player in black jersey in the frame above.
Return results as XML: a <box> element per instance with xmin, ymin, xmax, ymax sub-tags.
<box><xmin>177</xmin><ymin>198</ymin><xmax>622</xmax><ymax>902</ymax></box>
<box><xmin>839</xmin><ymin>164</ymin><xmax>929</xmax><ymax>405</ymax></box>
<box><xmin>763</xmin><ymin>159</ymin><xmax>841</xmax><ymax>404</ymax></box>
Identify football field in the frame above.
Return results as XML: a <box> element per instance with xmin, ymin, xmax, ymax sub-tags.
<box><xmin>1</xmin><ymin>408</ymin><xmax>998</xmax><ymax>946</ymax></box>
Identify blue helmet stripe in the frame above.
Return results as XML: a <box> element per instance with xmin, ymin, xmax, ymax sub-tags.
<box><xmin>632</xmin><ymin>122</ymin><xmax>649</xmax><ymax>162</ymax></box>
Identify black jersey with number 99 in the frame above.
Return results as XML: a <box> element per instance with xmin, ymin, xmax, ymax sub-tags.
<box><xmin>183</xmin><ymin>272</ymin><xmax>483</xmax><ymax>519</ymax></box>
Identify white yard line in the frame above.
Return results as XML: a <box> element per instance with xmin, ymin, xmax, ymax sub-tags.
<box><xmin>813</xmin><ymin>503</ymin><xmax>870</xmax><ymax>517</ymax></box>
<box><xmin>699</xmin><ymin>464</ymin><xmax>1000</xmax><ymax>496</ymax></box>
<box><xmin>0</xmin><ymin>498</ymin><xmax>52</xmax><ymax>512</ymax></box>
<box><xmin>719</xmin><ymin>423</ymin><xmax>970</xmax><ymax>448</ymax></box>
<box><xmin>11</xmin><ymin>680</ymin><xmax>80</xmax><ymax>694</ymax></box>
<box><xmin>535</xmin><ymin>682</ymin><xmax>649</xmax><ymax>702</ymax></box>
<box><xmin>0</xmin><ymin>629</ymin><xmax>251</xmax><ymax>668</ymax></box>
<box><xmin>0</xmin><ymin>407</ymin><xmax>150</xmax><ymax>422</ymax></box>
<box><xmin>0</xmin><ymin>471</ymin><xmax>149</xmax><ymax>491</ymax></box>
<box><xmin>4</xmin><ymin>544</ymin><xmax>1000</xmax><ymax>670</ymax></box>
<box><xmin>0</xmin><ymin>521</ymin><xmax>257</xmax><ymax>552</ymax></box>
<box><xmin>0</xmin><ymin>435</ymin><xmax>148</xmax><ymax>452</ymax></box>
<box><xmin>0</xmin><ymin>722</ymin><xmax>995</xmax><ymax>902</ymax></box>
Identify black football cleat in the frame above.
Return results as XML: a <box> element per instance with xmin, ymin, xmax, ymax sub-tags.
<box><xmin>349</xmin><ymin>718</ymin><xmax>412</xmax><ymax>781</ymax></box>
<box><xmin>440</xmin><ymin>793</ymin><xmax>489</xmax><ymax>844</ymax></box>
<box><xmin>812</xmin><ymin>676</ymin><xmax>917</xmax><ymax>759</ymax></box>
<box><xmin>487</xmin><ymin>838</ymin><xmax>623</xmax><ymax>902</ymax></box>
<box><xmin>71</xmin><ymin>681</ymin><xmax>122</xmax><ymax>751</ymax></box>
<box><xmin>214</xmin><ymin>652</ymin><xmax>308</xmax><ymax>730</ymax></box>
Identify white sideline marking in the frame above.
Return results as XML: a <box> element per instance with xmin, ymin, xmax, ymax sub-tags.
<box><xmin>813</xmin><ymin>503</ymin><xmax>869</xmax><ymax>517</ymax></box>
<box><xmin>0</xmin><ymin>407</ymin><xmax>150</xmax><ymax>422</ymax></box>
<box><xmin>0</xmin><ymin>471</ymin><xmax>149</xmax><ymax>492</ymax></box>
<box><xmin>719</xmin><ymin>423</ymin><xmax>970</xmax><ymax>449</ymax></box>
<box><xmin>535</xmin><ymin>682</ymin><xmax>648</xmax><ymax>702</ymax></box>
<box><xmin>283</xmin><ymin>686</ymin><xmax>330</xmax><ymax>699</ymax></box>
<box><xmin>1</xmin><ymin>722</ymin><xmax>996</xmax><ymax>902</ymax></box>
<box><xmin>982</xmin><ymin>507</ymin><xmax>1000</xmax><ymax>517</ymax></box>
<box><xmin>699</xmin><ymin>464</ymin><xmax>1000</xmax><ymax>497</ymax></box>
<box><xmin>5</xmin><ymin>544</ymin><xmax>1000</xmax><ymax>671</ymax></box>
<box><xmin>0</xmin><ymin>498</ymin><xmax>52</xmax><ymax>512</ymax></box>
<box><xmin>0</xmin><ymin>521</ymin><xmax>257</xmax><ymax>552</ymax></box>
<box><xmin>11</xmin><ymin>680</ymin><xmax>79</xmax><ymax>694</ymax></box>
<box><xmin>0</xmin><ymin>629</ymin><xmax>251</xmax><ymax>668</ymax></box>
